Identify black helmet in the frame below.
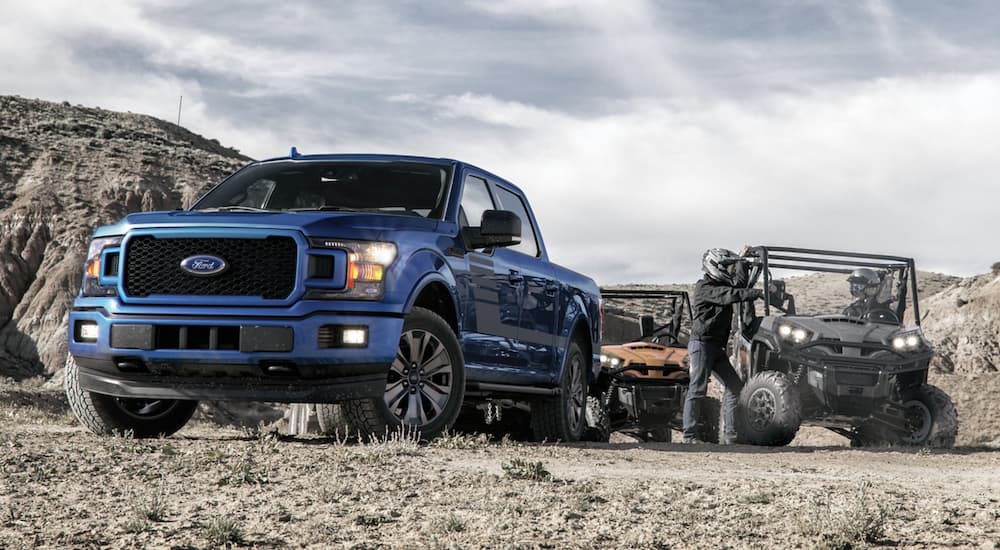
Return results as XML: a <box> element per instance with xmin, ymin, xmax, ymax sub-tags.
<box><xmin>702</xmin><ymin>248</ymin><xmax>740</xmax><ymax>285</ymax></box>
<box><xmin>847</xmin><ymin>268</ymin><xmax>880</xmax><ymax>298</ymax></box>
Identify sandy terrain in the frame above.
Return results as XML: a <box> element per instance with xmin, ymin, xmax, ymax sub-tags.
<box><xmin>2</xmin><ymin>385</ymin><xmax>999</xmax><ymax>549</ymax></box>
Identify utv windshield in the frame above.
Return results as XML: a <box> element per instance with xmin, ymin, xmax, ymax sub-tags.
<box><xmin>742</xmin><ymin>247</ymin><xmax>919</xmax><ymax>326</ymax></box>
<box><xmin>193</xmin><ymin>161</ymin><xmax>452</xmax><ymax>218</ymax></box>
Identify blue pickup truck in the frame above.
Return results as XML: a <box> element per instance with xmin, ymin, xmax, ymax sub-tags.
<box><xmin>65</xmin><ymin>152</ymin><xmax>601</xmax><ymax>441</ymax></box>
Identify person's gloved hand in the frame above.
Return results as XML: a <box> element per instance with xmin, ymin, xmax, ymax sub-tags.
<box><xmin>749</xmin><ymin>288</ymin><xmax>765</xmax><ymax>300</ymax></box>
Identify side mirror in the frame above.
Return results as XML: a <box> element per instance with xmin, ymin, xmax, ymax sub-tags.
<box><xmin>464</xmin><ymin>209</ymin><xmax>521</xmax><ymax>249</ymax></box>
<box><xmin>639</xmin><ymin>315</ymin><xmax>655</xmax><ymax>338</ymax></box>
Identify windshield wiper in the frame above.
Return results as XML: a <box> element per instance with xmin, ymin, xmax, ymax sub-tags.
<box><xmin>196</xmin><ymin>206</ymin><xmax>272</xmax><ymax>213</ymax></box>
<box><xmin>286</xmin><ymin>206</ymin><xmax>382</xmax><ymax>212</ymax></box>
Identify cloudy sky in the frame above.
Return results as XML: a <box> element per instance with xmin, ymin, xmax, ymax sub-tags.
<box><xmin>2</xmin><ymin>0</ymin><xmax>999</xmax><ymax>284</ymax></box>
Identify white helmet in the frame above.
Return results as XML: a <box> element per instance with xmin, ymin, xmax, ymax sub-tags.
<box><xmin>702</xmin><ymin>248</ymin><xmax>740</xmax><ymax>285</ymax></box>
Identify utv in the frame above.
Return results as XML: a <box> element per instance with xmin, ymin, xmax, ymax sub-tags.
<box><xmin>730</xmin><ymin>246</ymin><xmax>957</xmax><ymax>447</ymax></box>
<box><xmin>585</xmin><ymin>289</ymin><xmax>719</xmax><ymax>443</ymax></box>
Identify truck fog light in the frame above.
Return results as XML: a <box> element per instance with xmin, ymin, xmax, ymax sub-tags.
<box><xmin>78</xmin><ymin>322</ymin><xmax>99</xmax><ymax>342</ymax></box>
<box><xmin>341</xmin><ymin>328</ymin><xmax>368</xmax><ymax>346</ymax></box>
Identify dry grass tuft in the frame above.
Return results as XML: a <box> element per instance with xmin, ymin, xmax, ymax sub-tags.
<box><xmin>502</xmin><ymin>458</ymin><xmax>553</xmax><ymax>482</ymax></box>
<box><xmin>799</xmin><ymin>481</ymin><xmax>889</xmax><ymax>548</ymax></box>
<box><xmin>203</xmin><ymin>515</ymin><xmax>243</xmax><ymax>546</ymax></box>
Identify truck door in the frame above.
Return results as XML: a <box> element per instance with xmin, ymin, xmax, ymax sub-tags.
<box><xmin>454</xmin><ymin>175</ymin><xmax>519</xmax><ymax>371</ymax></box>
<box><xmin>492</xmin><ymin>185</ymin><xmax>559</xmax><ymax>374</ymax></box>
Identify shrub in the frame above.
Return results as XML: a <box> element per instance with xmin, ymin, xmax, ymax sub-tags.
<box><xmin>502</xmin><ymin>459</ymin><xmax>553</xmax><ymax>481</ymax></box>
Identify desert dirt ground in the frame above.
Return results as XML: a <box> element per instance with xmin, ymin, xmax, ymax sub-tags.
<box><xmin>2</xmin><ymin>386</ymin><xmax>1000</xmax><ymax>549</ymax></box>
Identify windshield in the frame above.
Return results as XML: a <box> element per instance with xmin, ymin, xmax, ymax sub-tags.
<box><xmin>193</xmin><ymin>161</ymin><xmax>452</xmax><ymax>218</ymax></box>
<box><xmin>741</xmin><ymin>247</ymin><xmax>917</xmax><ymax>325</ymax></box>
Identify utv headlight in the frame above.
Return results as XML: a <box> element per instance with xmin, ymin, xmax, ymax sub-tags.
<box><xmin>777</xmin><ymin>323</ymin><xmax>811</xmax><ymax>344</ymax></box>
<box><xmin>600</xmin><ymin>353</ymin><xmax>624</xmax><ymax>368</ymax></box>
<box><xmin>891</xmin><ymin>328</ymin><xmax>925</xmax><ymax>351</ymax></box>
<box><xmin>81</xmin><ymin>236</ymin><xmax>123</xmax><ymax>297</ymax></box>
<box><xmin>307</xmin><ymin>238</ymin><xmax>397</xmax><ymax>300</ymax></box>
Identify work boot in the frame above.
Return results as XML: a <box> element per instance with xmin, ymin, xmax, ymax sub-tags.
<box><xmin>682</xmin><ymin>437</ymin><xmax>706</xmax><ymax>444</ymax></box>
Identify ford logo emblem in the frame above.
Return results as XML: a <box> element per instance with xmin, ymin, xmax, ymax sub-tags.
<box><xmin>180</xmin><ymin>255</ymin><xmax>228</xmax><ymax>277</ymax></box>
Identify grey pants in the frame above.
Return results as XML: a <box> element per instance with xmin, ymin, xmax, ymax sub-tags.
<box><xmin>682</xmin><ymin>339</ymin><xmax>743</xmax><ymax>442</ymax></box>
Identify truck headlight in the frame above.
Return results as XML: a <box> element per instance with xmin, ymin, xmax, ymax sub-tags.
<box><xmin>778</xmin><ymin>323</ymin><xmax>811</xmax><ymax>344</ymax></box>
<box><xmin>81</xmin><ymin>236</ymin><xmax>122</xmax><ymax>297</ymax></box>
<box><xmin>890</xmin><ymin>328</ymin><xmax>925</xmax><ymax>351</ymax></box>
<box><xmin>307</xmin><ymin>238</ymin><xmax>397</xmax><ymax>300</ymax></box>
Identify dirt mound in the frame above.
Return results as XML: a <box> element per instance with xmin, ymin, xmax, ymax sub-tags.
<box><xmin>0</xmin><ymin>96</ymin><xmax>249</xmax><ymax>378</ymax></box>
<box><xmin>921</xmin><ymin>273</ymin><xmax>1000</xmax><ymax>374</ymax></box>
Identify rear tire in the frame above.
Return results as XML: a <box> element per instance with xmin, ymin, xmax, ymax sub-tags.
<box><xmin>736</xmin><ymin>371</ymin><xmax>801</xmax><ymax>446</ymax></box>
<box><xmin>644</xmin><ymin>428</ymin><xmax>672</xmax><ymax>443</ymax></box>
<box><xmin>699</xmin><ymin>396</ymin><xmax>722</xmax><ymax>444</ymax></box>
<box><xmin>341</xmin><ymin>307</ymin><xmax>465</xmax><ymax>441</ymax></box>
<box><xmin>315</xmin><ymin>404</ymin><xmax>353</xmax><ymax>437</ymax></box>
<box><xmin>64</xmin><ymin>354</ymin><xmax>196</xmax><ymax>438</ymax></box>
<box><xmin>854</xmin><ymin>384</ymin><xmax>957</xmax><ymax>448</ymax></box>
<box><xmin>531</xmin><ymin>341</ymin><xmax>588</xmax><ymax>442</ymax></box>
<box><xmin>582</xmin><ymin>395</ymin><xmax>611</xmax><ymax>442</ymax></box>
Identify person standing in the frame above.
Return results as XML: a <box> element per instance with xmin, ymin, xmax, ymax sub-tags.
<box><xmin>682</xmin><ymin>248</ymin><xmax>763</xmax><ymax>444</ymax></box>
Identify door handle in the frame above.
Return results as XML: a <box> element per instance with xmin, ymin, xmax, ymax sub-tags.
<box><xmin>508</xmin><ymin>270</ymin><xmax>524</xmax><ymax>284</ymax></box>
<box><xmin>544</xmin><ymin>281</ymin><xmax>559</xmax><ymax>296</ymax></box>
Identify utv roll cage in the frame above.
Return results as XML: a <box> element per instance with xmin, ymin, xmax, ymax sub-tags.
<box><xmin>741</xmin><ymin>246</ymin><xmax>921</xmax><ymax>325</ymax></box>
<box><xmin>599</xmin><ymin>289</ymin><xmax>692</xmax><ymax>342</ymax></box>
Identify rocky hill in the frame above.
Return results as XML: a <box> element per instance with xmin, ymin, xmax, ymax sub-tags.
<box><xmin>0</xmin><ymin>95</ymin><xmax>249</xmax><ymax>379</ymax></box>
<box><xmin>921</xmin><ymin>272</ymin><xmax>1000</xmax><ymax>373</ymax></box>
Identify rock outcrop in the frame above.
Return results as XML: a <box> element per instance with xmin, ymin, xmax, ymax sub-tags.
<box><xmin>0</xmin><ymin>96</ymin><xmax>249</xmax><ymax>379</ymax></box>
<box><xmin>921</xmin><ymin>273</ymin><xmax>1000</xmax><ymax>373</ymax></box>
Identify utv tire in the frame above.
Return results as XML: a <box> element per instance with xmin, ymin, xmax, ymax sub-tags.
<box><xmin>341</xmin><ymin>307</ymin><xmax>465</xmax><ymax>441</ymax></box>
<box><xmin>737</xmin><ymin>371</ymin><xmax>801</xmax><ymax>446</ymax></box>
<box><xmin>855</xmin><ymin>384</ymin><xmax>957</xmax><ymax>448</ymax></box>
<box><xmin>315</xmin><ymin>404</ymin><xmax>353</xmax><ymax>437</ymax></box>
<box><xmin>643</xmin><ymin>428</ymin><xmax>672</xmax><ymax>443</ymax></box>
<box><xmin>64</xmin><ymin>354</ymin><xmax>197</xmax><ymax>438</ymax></box>
<box><xmin>582</xmin><ymin>395</ymin><xmax>611</xmax><ymax>442</ymax></box>
<box><xmin>699</xmin><ymin>396</ymin><xmax>722</xmax><ymax>444</ymax></box>
<box><xmin>531</xmin><ymin>341</ymin><xmax>588</xmax><ymax>442</ymax></box>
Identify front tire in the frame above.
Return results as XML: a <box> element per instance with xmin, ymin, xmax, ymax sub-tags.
<box><xmin>64</xmin><ymin>355</ymin><xmax>197</xmax><ymax>438</ymax></box>
<box><xmin>341</xmin><ymin>307</ymin><xmax>465</xmax><ymax>441</ymax></box>
<box><xmin>531</xmin><ymin>341</ymin><xmax>588</xmax><ymax>442</ymax></box>
<box><xmin>736</xmin><ymin>371</ymin><xmax>801</xmax><ymax>446</ymax></box>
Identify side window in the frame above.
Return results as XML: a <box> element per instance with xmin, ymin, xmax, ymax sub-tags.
<box><xmin>459</xmin><ymin>175</ymin><xmax>495</xmax><ymax>228</ymax></box>
<box><xmin>494</xmin><ymin>187</ymin><xmax>540</xmax><ymax>257</ymax></box>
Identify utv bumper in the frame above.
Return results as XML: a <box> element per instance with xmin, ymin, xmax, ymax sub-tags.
<box><xmin>783</xmin><ymin>347</ymin><xmax>932</xmax><ymax>415</ymax></box>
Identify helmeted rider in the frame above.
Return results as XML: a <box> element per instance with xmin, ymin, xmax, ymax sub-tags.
<box><xmin>683</xmin><ymin>247</ymin><xmax>764</xmax><ymax>444</ymax></box>
<box><xmin>843</xmin><ymin>268</ymin><xmax>884</xmax><ymax>318</ymax></box>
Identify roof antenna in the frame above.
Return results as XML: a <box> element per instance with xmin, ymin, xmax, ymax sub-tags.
<box><xmin>290</xmin><ymin>146</ymin><xmax>301</xmax><ymax>159</ymax></box>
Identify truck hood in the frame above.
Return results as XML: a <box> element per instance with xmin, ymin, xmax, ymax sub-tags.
<box><xmin>767</xmin><ymin>315</ymin><xmax>904</xmax><ymax>344</ymax></box>
<box><xmin>92</xmin><ymin>210</ymin><xmax>442</xmax><ymax>240</ymax></box>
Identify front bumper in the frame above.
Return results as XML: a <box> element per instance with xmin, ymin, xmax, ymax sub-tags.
<box><xmin>778</xmin><ymin>346</ymin><xmax>932</xmax><ymax>416</ymax></box>
<box><xmin>68</xmin><ymin>306</ymin><xmax>404</xmax><ymax>403</ymax></box>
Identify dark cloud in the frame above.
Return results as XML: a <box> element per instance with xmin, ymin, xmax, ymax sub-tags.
<box><xmin>2</xmin><ymin>0</ymin><xmax>999</xmax><ymax>282</ymax></box>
